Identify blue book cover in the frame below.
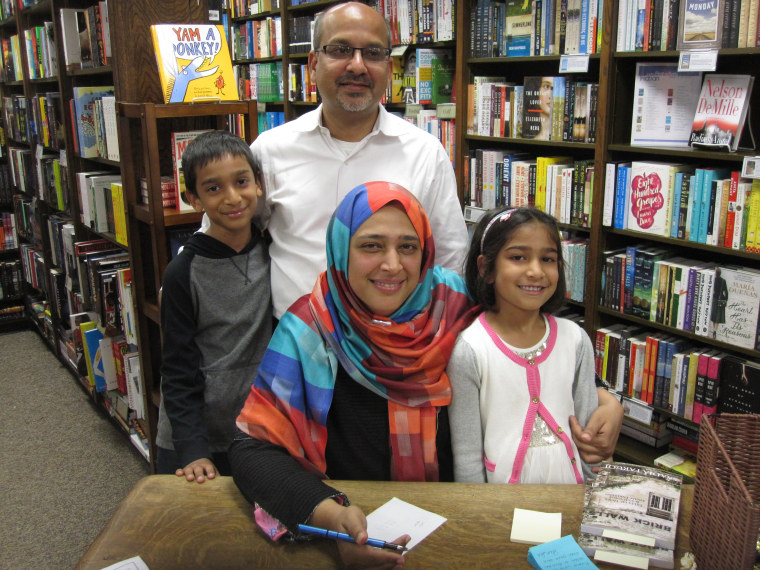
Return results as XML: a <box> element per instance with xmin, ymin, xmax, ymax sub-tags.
<box><xmin>83</xmin><ymin>326</ymin><xmax>105</xmax><ymax>392</ymax></box>
<box><xmin>697</xmin><ymin>169</ymin><xmax>730</xmax><ymax>243</ymax></box>
<box><xmin>72</xmin><ymin>85</ymin><xmax>114</xmax><ymax>158</ymax></box>
<box><xmin>613</xmin><ymin>164</ymin><xmax>631</xmax><ymax>229</ymax></box>
<box><xmin>689</xmin><ymin>168</ymin><xmax>706</xmax><ymax>241</ymax></box>
<box><xmin>671</xmin><ymin>171</ymin><xmax>684</xmax><ymax>237</ymax></box>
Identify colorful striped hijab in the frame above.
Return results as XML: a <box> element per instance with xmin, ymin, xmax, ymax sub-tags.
<box><xmin>236</xmin><ymin>181</ymin><xmax>478</xmax><ymax>482</ymax></box>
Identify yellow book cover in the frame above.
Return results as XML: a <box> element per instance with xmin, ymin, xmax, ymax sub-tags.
<box><xmin>111</xmin><ymin>181</ymin><xmax>127</xmax><ymax>246</ymax></box>
<box><xmin>150</xmin><ymin>24</ymin><xmax>238</xmax><ymax>104</ymax></box>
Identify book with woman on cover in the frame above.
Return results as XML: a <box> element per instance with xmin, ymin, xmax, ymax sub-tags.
<box><xmin>580</xmin><ymin>462</ymin><xmax>683</xmax><ymax>551</ymax></box>
<box><xmin>689</xmin><ymin>74</ymin><xmax>754</xmax><ymax>152</ymax></box>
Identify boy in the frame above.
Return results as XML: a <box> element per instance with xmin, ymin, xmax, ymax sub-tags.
<box><xmin>156</xmin><ymin>130</ymin><xmax>271</xmax><ymax>483</ymax></box>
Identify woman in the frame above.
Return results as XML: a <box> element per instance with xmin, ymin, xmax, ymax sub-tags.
<box><xmin>230</xmin><ymin>181</ymin><xmax>621</xmax><ymax>568</ymax></box>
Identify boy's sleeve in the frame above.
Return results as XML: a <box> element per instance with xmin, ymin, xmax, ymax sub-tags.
<box><xmin>160</xmin><ymin>251</ymin><xmax>209</xmax><ymax>466</ymax></box>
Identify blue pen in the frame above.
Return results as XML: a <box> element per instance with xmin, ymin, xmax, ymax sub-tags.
<box><xmin>297</xmin><ymin>523</ymin><xmax>408</xmax><ymax>552</ymax></box>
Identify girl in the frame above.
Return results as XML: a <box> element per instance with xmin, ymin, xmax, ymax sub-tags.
<box><xmin>448</xmin><ymin>206</ymin><xmax>599</xmax><ymax>484</ymax></box>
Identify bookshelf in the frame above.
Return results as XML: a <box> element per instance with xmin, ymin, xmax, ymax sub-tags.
<box><xmin>454</xmin><ymin>0</ymin><xmax>760</xmax><ymax>465</ymax></box>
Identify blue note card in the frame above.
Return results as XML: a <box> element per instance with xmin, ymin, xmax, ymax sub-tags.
<box><xmin>528</xmin><ymin>535</ymin><xmax>599</xmax><ymax>570</ymax></box>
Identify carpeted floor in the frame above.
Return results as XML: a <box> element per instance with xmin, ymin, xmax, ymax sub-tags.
<box><xmin>0</xmin><ymin>329</ymin><xmax>150</xmax><ymax>569</ymax></box>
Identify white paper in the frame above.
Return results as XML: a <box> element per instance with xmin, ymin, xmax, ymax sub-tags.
<box><xmin>99</xmin><ymin>556</ymin><xmax>150</xmax><ymax>570</ymax></box>
<box><xmin>366</xmin><ymin>497</ymin><xmax>446</xmax><ymax>551</ymax></box>
<box><xmin>510</xmin><ymin>507</ymin><xmax>562</xmax><ymax>544</ymax></box>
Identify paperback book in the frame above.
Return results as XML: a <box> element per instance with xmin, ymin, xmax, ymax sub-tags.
<box><xmin>711</xmin><ymin>265</ymin><xmax>760</xmax><ymax>349</ymax></box>
<box><xmin>580</xmin><ymin>462</ymin><xmax>683</xmax><ymax>551</ymax></box>
<box><xmin>171</xmin><ymin>130</ymin><xmax>212</xmax><ymax>212</ymax></box>
<box><xmin>630</xmin><ymin>63</ymin><xmax>702</xmax><ymax>148</ymax></box>
<box><xmin>689</xmin><ymin>74</ymin><xmax>754</xmax><ymax>152</ymax></box>
<box><xmin>151</xmin><ymin>24</ymin><xmax>238</xmax><ymax>104</ymax></box>
<box><xmin>676</xmin><ymin>0</ymin><xmax>725</xmax><ymax>50</ymax></box>
<box><xmin>717</xmin><ymin>355</ymin><xmax>760</xmax><ymax>414</ymax></box>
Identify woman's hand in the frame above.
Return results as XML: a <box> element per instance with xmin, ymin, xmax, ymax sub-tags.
<box><xmin>570</xmin><ymin>388</ymin><xmax>624</xmax><ymax>468</ymax></box>
<box><xmin>310</xmin><ymin>499</ymin><xmax>410</xmax><ymax>569</ymax></box>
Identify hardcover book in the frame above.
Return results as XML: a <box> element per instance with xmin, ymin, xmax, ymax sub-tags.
<box><xmin>689</xmin><ymin>74</ymin><xmax>754</xmax><ymax>152</ymax></box>
<box><xmin>717</xmin><ymin>355</ymin><xmax>760</xmax><ymax>414</ymax></box>
<box><xmin>627</xmin><ymin>161</ymin><xmax>689</xmax><ymax>236</ymax></box>
<box><xmin>72</xmin><ymin>86</ymin><xmax>114</xmax><ymax>158</ymax></box>
<box><xmin>711</xmin><ymin>265</ymin><xmax>760</xmax><ymax>349</ymax></box>
<box><xmin>521</xmin><ymin>76</ymin><xmax>552</xmax><ymax>140</ymax></box>
<box><xmin>676</xmin><ymin>0</ymin><xmax>725</xmax><ymax>50</ymax></box>
<box><xmin>580</xmin><ymin>462</ymin><xmax>683</xmax><ymax>551</ymax></box>
<box><xmin>151</xmin><ymin>24</ymin><xmax>238</xmax><ymax>104</ymax></box>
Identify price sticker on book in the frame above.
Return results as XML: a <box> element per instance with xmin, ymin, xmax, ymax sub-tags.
<box><xmin>559</xmin><ymin>55</ymin><xmax>589</xmax><ymax>74</ymax></box>
<box><xmin>678</xmin><ymin>50</ymin><xmax>718</xmax><ymax>73</ymax></box>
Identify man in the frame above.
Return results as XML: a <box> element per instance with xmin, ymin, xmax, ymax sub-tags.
<box><xmin>251</xmin><ymin>1</ymin><xmax>468</xmax><ymax>319</ymax></box>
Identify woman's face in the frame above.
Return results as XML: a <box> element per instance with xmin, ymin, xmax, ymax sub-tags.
<box><xmin>347</xmin><ymin>204</ymin><xmax>423</xmax><ymax>316</ymax></box>
<box><xmin>539</xmin><ymin>77</ymin><xmax>553</xmax><ymax>114</ymax></box>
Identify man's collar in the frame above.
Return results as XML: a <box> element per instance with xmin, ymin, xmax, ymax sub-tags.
<box><xmin>295</xmin><ymin>104</ymin><xmax>404</xmax><ymax>138</ymax></box>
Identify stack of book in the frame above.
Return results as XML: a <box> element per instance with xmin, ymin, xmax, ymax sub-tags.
<box><xmin>579</xmin><ymin>462</ymin><xmax>683</xmax><ymax>569</ymax></box>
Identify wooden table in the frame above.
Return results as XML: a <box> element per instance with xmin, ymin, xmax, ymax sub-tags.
<box><xmin>77</xmin><ymin>475</ymin><xmax>694</xmax><ymax>569</ymax></box>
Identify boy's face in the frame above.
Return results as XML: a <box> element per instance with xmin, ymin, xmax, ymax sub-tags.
<box><xmin>187</xmin><ymin>154</ymin><xmax>261</xmax><ymax>247</ymax></box>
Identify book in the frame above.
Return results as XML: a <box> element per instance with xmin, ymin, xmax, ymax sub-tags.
<box><xmin>522</xmin><ymin>76</ymin><xmax>553</xmax><ymax>140</ymax></box>
<box><xmin>717</xmin><ymin>355</ymin><xmax>760</xmax><ymax>414</ymax></box>
<box><xmin>677</xmin><ymin>0</ymin><xmax>725</xmax><ymax>50</ymax></box>
<box><xmin>712</xmin><ymin>266</ymin><xmax>760</xmax><ymax>349</ymax></box>
<box><xmin>581</xmin><ymin>462</ymin><xmax>682</xmax><ymax>550</ymax></box>
<box><xmin>505</xmin><ymin>0</ymin><xmax>534</xmax><ymax>56</ymax></box>
<box><xmin>627</xmin><ymin>161</ymin><xmax>688</xmax><ymax>236</ymax></box>
<box><xmin>415</xmin><ymin>48</ymin><xmax>452</xmax><ymax>105</ymax></box>
<box><xmin>578</xmin><ymin>532</ymin><xmax>674</xmax><ymax>569</ymax></box>
<box><xmin>629</xmin><ymin>63</ymin><xmax>702</xmax><ymax>148</ymax></box>
<box><xmin>72</xmin><ymin>86</ymin><xmax>114</xmax><ymax>158</ymax></box>
<box><xmin>58</xmin><ymin>8</ymin><xmax>87</xmax><ymax>71</ymax></box>
<box><xmin>689</xmin><ymin>74</ymin><xmax>754</xmax><ymax>152</ymax></box>
<box><xmin>171</xmin><ymin>130</ymin><xmax>212</xmax><ymax>212</ymax></box>
<box><xmin>150</xmin><ymin>24</ymin><xmax>238</xmax><ymax>104</ymax></box>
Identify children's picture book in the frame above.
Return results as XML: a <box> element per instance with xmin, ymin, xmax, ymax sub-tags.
<box><xmin>676</xmin><ymin>0</ymin><xmax>725</xmax><ymax>50</ymax></box>
<box><xmin>689</xmin><ymin>74</ymin><xmax>754</xmax><ymax>152</ymax></box>
<box><xmin>72</xmin><ymin>86</ymin><xmax>114</xmax><ymax>158</ymax></box>
<box><xmin>580</xmin><ymin>462</ymin><xmax>683</xmax><ymax>551</ymax></box>
<box><xmin>150</xmin><ymin>24</ymin><xmax>238</xmax><ymax>104</ymax></box>
<box><xmin>711</xmin><ymin>266</ymin><xmax>760</xmax><ymax>349</ymax></box>
<box><xmin>630</xmin><ymin>63</ymin><xmax>702</xmax><ymax>148</ymax></box>
<box><xmin>171</xmin><ymin>130</ymin><xmax>212</xmax><ymax>212</ymax></box>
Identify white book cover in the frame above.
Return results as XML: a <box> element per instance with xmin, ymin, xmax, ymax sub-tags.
<box><xmin>627</xmin><ymin>161</ymin><xmax>683</xmax><ymax>236</ymax></box>
<box><xmin>630</xmin><ymin>63</ymin><xmax>702</xmax><ymax>148</ymax></box>
<box><xmin>581</xmin><ymin>462</ymin><xmax>682</xmax><ymax>550</ymax></box>
<box><xmin>713</xmin><ymin>266</ymin><xmax>760</xmax><ymax>349</ymax></box>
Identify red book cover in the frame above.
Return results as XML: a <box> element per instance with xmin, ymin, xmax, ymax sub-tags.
<box><xmin>689</xmin><ymin>74</ymin><xmax>755</xmax><ymax>151</ymax></box>
<box><xmin>724</xmin><ymin>171</ymin><xmax>740</xmax><ymax>247</ymax></box>
<box><xmin>702</xmin><ymin>352</ymin><xmax>724</xmax><ymax>417</ymax></box>
<box><xmin>692</xmin><ymin>351</ymin><xmax>713</xmax><ymax>423</ymax></box>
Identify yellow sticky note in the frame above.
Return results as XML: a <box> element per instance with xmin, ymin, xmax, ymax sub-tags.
<box><xmin>510</xmin><ymin>507</ymin><xmax>562</xmax><ymax>545</ymax></box>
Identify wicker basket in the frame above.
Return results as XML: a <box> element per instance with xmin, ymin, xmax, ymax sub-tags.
<box><xmin>690</xmin><ymin>414</ymin><xmax>760</xmax><ymax>569</ymax></box>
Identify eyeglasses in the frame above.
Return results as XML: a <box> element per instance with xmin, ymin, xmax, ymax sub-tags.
<box><xmin>319</xmin><ymin>44</ymin><xmax>391</xmax><ymax>63</ymax></box>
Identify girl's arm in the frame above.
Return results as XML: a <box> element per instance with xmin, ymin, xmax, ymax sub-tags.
<box><xmin>447</xmin><ymin>336</ymin><xmax>487</xmax><ymax>483</ymax></box>
<box><xmin>570</xmin><ymin>330</ymin><xmax>623</xmax><ymax>465</ymax></box>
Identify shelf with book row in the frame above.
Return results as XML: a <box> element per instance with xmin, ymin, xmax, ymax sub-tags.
<box><xmin>230</xmin><ymin>0</ymin><xmax>458</xmax><ymax>137</ymax></box>
<box><xmin>592</xmin><ymin>9</ymin><xmax>760</xmax><ymax>463</ymax></box>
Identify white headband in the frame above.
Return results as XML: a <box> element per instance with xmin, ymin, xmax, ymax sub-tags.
<box><xmin>480</xmin><ymin>208</ymin><xmax>516</xmax><ymax>251</ymax></box>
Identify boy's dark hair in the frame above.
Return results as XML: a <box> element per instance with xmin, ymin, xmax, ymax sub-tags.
<box><xmin>465</xmin><ymin>206</ymin><xmax>567</xmax><ymax>314</ymax></box>
<box><xmin>182</xmin><ymin>130</ymin><xmax>262</xmax><ymax>197</ymax></box>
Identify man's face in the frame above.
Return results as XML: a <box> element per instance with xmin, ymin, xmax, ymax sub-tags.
<box><xmin>308</xmin><ymin>4</ymin><xmax>392</xmax><ymax>116</ymax></box>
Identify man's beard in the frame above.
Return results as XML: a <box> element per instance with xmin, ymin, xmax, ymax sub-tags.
<box><xmin>335</xmin><ymin>73</ymin><xmax>375</xmax><ymax>112</ymax></box>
